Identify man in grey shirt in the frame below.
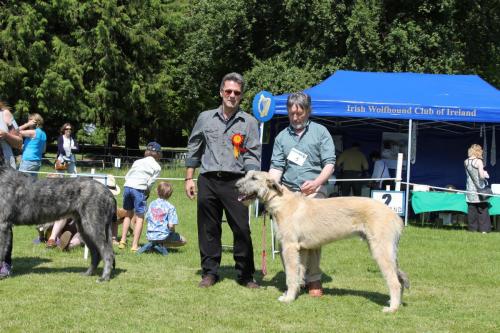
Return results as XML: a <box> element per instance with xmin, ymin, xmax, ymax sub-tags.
<box><xmin>0</xmin><ymin>100</ymin><xmax>23</xmax><ymax>279</ymax></box>
<box><xmin>185</xmin><ymin>72</ymin><xmax>261</xmax><ymax>289</ymax></box>
<box><xmin>269</xmin><ymin>92</ymin><xmax>335</xmax><ymax>297</ymax></box>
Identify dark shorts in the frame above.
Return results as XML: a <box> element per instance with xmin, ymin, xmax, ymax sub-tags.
<box><xmin>123</xmin><ymin>186</ymin><xmax>147</xmax><ymax>215</ymax></box>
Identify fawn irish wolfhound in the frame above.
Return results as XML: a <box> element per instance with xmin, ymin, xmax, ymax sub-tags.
<box><xmin>236</xmin><ymin>171</ymin><xmax>409</xmax><ymax>313</ymax></box>
<box><xmin>0</xmin><ymin>167</ymin><xmax>116</xmax><ymax>281</ymax></box>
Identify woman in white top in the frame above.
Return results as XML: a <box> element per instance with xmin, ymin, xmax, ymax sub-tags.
<box><xmin>56</xmin><ymin>122</ymin><xmax>79</xmax><ymax>174</ymax></box>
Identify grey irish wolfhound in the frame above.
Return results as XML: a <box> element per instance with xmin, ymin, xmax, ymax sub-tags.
<box><xmin>236</xmin><ymin>171</ymin><xmax>409</xmax><ymax>312</ymax></box>
<box><xmin>0</xmin><ymin>167</ymin><xmax>116</xmax><ymax>281</ymax></box>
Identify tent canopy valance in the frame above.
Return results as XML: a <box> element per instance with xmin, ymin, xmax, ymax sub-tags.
<box><xmin>274</xmin><ymin>70</ymin><xmax>500</xmax><ymax>123</ymax></box>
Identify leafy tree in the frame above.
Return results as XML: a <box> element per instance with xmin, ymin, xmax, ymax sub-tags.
<box><xmin>176</xmin><ymin>0</ymin><xmax>254</xmax><ymax>131</ymax></box>
<box><xmin>0</xmin><ymin>0</ymin><xmax>187</xmax><ymax>148</ymax></box>
<box><xmin>74</xmin><ymin>0</ymin><xmax>186</xmax><ymax>148</ymax></box>
<box><xmin>455</xmin><ymin>0</ymin><xmax>500</xmax><ymax>87</ymax></box>
<box><xmin>1</xmin><ymin>0</ymin><xmax>498</xmax><ymax>149</ymax></box>
<box><xmin>242</xmin><ymin>56</ymin><xmax>322</xmax><ymax>111</ymax></box>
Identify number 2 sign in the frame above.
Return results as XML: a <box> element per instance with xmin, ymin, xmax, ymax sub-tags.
<box><xmin>371</xmin><ymin>190</ymin><xmax>405</xmax><ymax>216</ymax></box>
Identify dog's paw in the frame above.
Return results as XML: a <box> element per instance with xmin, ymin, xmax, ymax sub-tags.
<box><xmin>382</xmin><ymin>306</ymin><xmax>398</xmax><ymax>313</ymax></box>
<box><xmin>81</xmin><ymin>271</ymin><xmax>93</xmax><ymax>277</ymax></box>
<box><xmin>278</xmin><ymin>293</ymin><xmax>295</xmax><ymax>303</ymax></box>
<box><xmin>96</xmin><ymin>277</ymin><xmax>110</xmax><ymax>283</ymax></box>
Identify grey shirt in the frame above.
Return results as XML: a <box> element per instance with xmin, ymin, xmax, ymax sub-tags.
<box><xmin>271</xmin><ymin>121</ymin><xmax>336</xmax><ymax>192</ymax></box>
<box><xmin>186</xmin><ymin>106</ymin><xmax>261</xmax><ymax>174</ymax></box>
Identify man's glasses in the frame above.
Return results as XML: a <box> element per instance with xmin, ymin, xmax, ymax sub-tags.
<box><xmin>223</xmin><ymin>89</ymin><xmax>241</xmax><ymax>97</ymax></box>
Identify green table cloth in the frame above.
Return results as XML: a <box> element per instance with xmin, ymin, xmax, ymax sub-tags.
<box><xmin>411</xmin><ymin>191</ymin><xmax>500</xmax><ymax>215</ymax></box>
<box><xmin>412</xmin><ymin>192</ymin><xmax>468</xmax><ymax>214</ymax></box>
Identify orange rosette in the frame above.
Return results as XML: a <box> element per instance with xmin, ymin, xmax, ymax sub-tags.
<box><xmin>231</xmin><ymin>133</ymin><xmax>245</xmax><ymax>158</ymax></box>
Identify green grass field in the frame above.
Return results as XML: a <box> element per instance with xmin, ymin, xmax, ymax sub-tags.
<box><xmin>1</xmin><ymin>166</ymin><xmax>499</xmax><ymax>332</ymax></box>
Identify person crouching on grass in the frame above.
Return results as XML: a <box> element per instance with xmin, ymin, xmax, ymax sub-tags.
<box><xmin>137</xmin><ymin>181</ymin><xmax>187</xmax><ymax>255</ymax></box>
<box><xmin>119</xmin><ymin>142</ymin><xmax>162</xmax><ymax>252</ymax></box>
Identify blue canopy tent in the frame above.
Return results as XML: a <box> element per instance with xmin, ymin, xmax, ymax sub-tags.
<box><xmin>274</xmin><ymin>70</ymin><xmax>500</xmax><ymax>121</ymax></box>
<box><xmin>264</xmin><ymin>70</ymin><xmax>500</xmax><ymax>221</ymax></box>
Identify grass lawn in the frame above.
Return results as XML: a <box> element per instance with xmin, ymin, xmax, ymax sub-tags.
<box><xmin>1</xmin><ymin>166</ymin><xmax>499</xmax><ymax>332</ymax></box>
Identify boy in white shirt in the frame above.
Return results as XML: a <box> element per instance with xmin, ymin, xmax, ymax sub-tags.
<box><xmin>119</xmin><ymin>142</ymin><xmax>162</xmax><ymax>251</ymax></box>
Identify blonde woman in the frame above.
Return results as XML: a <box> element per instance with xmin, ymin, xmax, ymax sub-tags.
<box><xmin>464</xmin><ymin>144</ymin><xmax>492</xmax><ymax>233</ymax></box>
<box><xmin>18</xmin><ymin>113</ymin><xmax>47</xmax><ymax>179</ymax></box>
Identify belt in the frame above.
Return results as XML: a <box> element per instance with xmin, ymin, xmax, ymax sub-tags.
<box><xmin>204</xmin><ymin>171</ymin><xmax>243</xmax><ymax>179</ymax></box>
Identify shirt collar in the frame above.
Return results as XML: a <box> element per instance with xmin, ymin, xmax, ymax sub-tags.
<box><xmin>287</xmin><ymin>120</ymin><xmax>311</xmax><ymax>136</ymax></box>
<box><xmin>215</xmin><ymin>106</ymin><xmax>242</xmax><ymax>123</ymax></box>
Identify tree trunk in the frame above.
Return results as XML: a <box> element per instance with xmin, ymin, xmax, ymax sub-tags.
<box><xmin>106</xmin><ymin>130</ymin><xmax>118</xmax><ymax>147</ymax></box>
<box><xmin>125</xmin><ymin>123</ymin><xmax>140</xmax><ymax>150</ymax></box>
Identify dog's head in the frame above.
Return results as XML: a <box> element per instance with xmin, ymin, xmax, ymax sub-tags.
<box><xmin>236</xmin><ymin>171</ymin><xmax>283</xmax><ymax>206</ymax></box>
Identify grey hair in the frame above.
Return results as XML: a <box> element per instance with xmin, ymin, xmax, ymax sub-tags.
<box><xmin>287</xmin><ymin>92</ymin><xmax>312</xmax><ymax>114</ymax></box>
<box><xmin>220</xmin><ymin>72</ymin><xmax>245</xmax><ymax>93</ymax></box>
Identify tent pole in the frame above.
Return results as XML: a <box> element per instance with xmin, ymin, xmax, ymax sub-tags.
<box><xmin>255</xmin><ymin>122</ymin><xmax>265</xmax><ymax>218</ymax></box>
<box><xmin>404</xmin><ymin>119</ymin><xmax>413</xmax><ymax>226</ymax></box>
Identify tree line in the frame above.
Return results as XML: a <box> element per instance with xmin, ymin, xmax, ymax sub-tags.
<box><xmin>1</xmin><ymin>0</ymin><xmax>498</xmax><ymax>148</ymax></box>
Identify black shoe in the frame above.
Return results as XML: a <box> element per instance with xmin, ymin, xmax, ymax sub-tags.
<box><xmin>198</xmin><ymin>275</ymin><xmax>217</xmax><ymax>288</ymax></box>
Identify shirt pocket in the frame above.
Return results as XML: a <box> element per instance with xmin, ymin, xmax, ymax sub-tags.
<box><xmin>227</xmin><ymin>124</ymin><xmax>248</xmax><ymax>146</ymax></box>
<box><xmin>204</xmin><ymin>128</ymin><xmax>220</xmax><ymax>145</ymax></box>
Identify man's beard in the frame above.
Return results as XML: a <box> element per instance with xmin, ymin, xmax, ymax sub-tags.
<box><xmin>291</xmin><ymin>122</ymin><xmax>306</xmax><ymax>130</ymax></box>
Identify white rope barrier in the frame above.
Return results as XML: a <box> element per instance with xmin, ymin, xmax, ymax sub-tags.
<box><xmin>20</xmin><ymin>169</ymin><xmax>397</xmax><ymax>183</ymax></box>
<box><xmin>20</xmin><ymin>169</ymin><xmax>402</xmax><ymax>184</ymax></box>
<box><xmin>19</xmin><ymin>169</ymin><xmax>191</xmax><ymax>182</ymax></box>
<box><xmin>19</xmin><ymin>170</ymin><xmax>498</xmax><ymax>199</ymax></box>
<box><xmin>400</xmin><ymin>181</ymin><xmax>500</xmax><ymax>198</ymax></box>
<box><xmin>331</xmin><ymin>177</ymin><xmax>398</xmax><ymax>182</ymax></box>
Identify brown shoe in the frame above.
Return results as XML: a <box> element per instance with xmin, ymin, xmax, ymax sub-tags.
<box><xmin>46</xmin><ymin>239</ymin><xmax>57</xmax><ymax>248</ymax></box>
<box><xmin>306</xmin><ymin>280</ymin><xmax>323</xmax><ymax>297</ymax></box>
<box><xmin>58</xmin><ymin>231</ymin><xmax>72</xmax><ymax>251</ymax></box>
<box><xmin>238</xmin><ymin>279</ymin><xmax>260</xmax><ymax>289</ymax></box>
<box><xmin>198</xmin><ymin>275</ymin><xmax>217</xmax><ymax>288</ymax></box>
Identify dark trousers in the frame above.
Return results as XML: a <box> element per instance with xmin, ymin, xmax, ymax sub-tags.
<box><xmin>340</xmin><ymin>170</ymin><xmax>363</xmax><ymax>196</ymax></box>
<box><xmin>467</xmin><ymin>202</ymin><xmax>492</xmax><ymax>232</ymax></box>
<box><xmin>197</xmin><ymin>173</ymin><xmax>255</xmax><ymax>281</ymax></box>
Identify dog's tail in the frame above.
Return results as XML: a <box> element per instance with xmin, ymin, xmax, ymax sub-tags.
<box><xmin>393</xmin><ymin>217</ymin><xmax>409</xmax><ymax>290</ymax></box>
<box><xmin>106</xmin><ymin>198</ymin><xmax>117</xmax><ymax>243</ymax></box>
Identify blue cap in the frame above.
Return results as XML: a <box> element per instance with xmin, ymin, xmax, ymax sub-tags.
<box><xmin>146</xmin><ymin>141</ymin><xmax>161</xmax><ymax>152</ymax></box>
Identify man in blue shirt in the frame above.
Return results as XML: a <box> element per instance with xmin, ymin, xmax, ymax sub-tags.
<box><xmin>269</xmin><ymin>92</ymin><xmax>335</xmax><ymax>297</ymax></box>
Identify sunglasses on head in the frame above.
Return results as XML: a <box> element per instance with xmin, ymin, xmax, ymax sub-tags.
<box><xmin>223</xmin><ymin>89</ymin><xmax>242</xmax><ymax>97</ymax></box>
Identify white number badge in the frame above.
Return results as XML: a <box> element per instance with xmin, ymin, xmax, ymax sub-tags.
<box><xmin>287</xmin><ymin>148</ymin><xmax>308</xmax><ymax>166</ymax></box>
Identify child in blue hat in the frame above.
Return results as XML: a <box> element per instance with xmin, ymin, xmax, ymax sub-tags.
<box><xmin>119</xmin><ymin>142</ymin><xmax>162</xmax><ymax>251</ymax></box>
